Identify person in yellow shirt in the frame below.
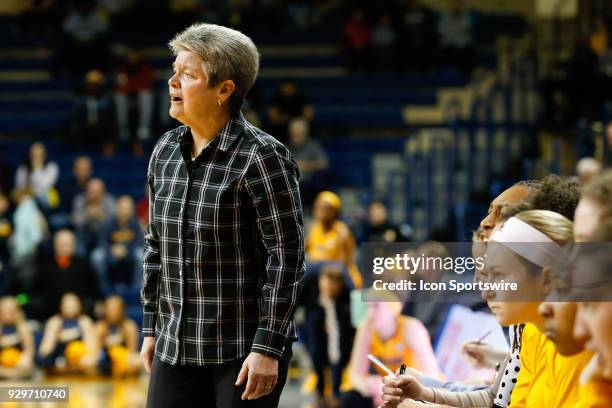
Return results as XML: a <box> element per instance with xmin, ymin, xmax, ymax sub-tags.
<box><xmin>483</xmin><ymin>210</ymin><xmax>591</xmax><ymax>408</ymax></box>
<box><xmin>306</xmin><ymin>191</ymin><xmax>362</xmax><ymax>287</ymax></box>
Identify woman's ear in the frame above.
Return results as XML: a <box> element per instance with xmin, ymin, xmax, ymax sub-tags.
<box><xmin>218</xmin><ymin>79</ymin><xmax>236</xmax><ymax>104</ymax></box>
<box><xmin>540</xmin><ymin>265</ymin><xmax>554</xmax><ymax>296</ymax></box>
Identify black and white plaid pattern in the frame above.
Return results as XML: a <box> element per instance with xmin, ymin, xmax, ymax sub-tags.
<box><xmin>142</xmin><ymin>113</ymin><xmax>305</xmax><ymax>365</ymax></box>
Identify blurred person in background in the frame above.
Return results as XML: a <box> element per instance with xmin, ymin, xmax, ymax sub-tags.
<box><xmin>72</xmin><ymin>70</ymin><xmax>116</xmax><ymax>154</ymax></box>
<box><xmin>361</xmin><ymin>199</ymin><xmax>409</xmax><ymax>243</ymax></box>
<box><xmin>571</xmin><ymin>234</ymin><xmax>612</xmax><ymax>386</ymax></box>
<box><xmin>398</xmin><ymin>0</ymin><xmax>437</xmax><ymax>72</ymax></box>
<box><xmin>574</xmin><ymin>169</ymin><xmax>612</xmax><ymax>242</ymax></box>
<box><xmin>39</xmin><ymin>293</ymin><xmax>98</xmax><ymax>375</ymax></box>
<box><xmin>91</xmin><ymin>195</ymin><xmax>143</xmax><ymax>291</ymax></box>
<box><xmin>0</xmin><ymin>193</ymin><xmax>11</xmax><ymax>293</ymax></box>
<box><xmin>306</xmin><ymin>191</ymin><xmax>362</xmax><ymax>288</ymax></box>
<box><xmin>342</xmin><ymin>9</ymin><xmax>372</xmax><ymax>72</ymax></box>
<box><xmin>267</xmin><ymin>79</ymin><xmax>314</xmax><ymax>143</ymax></box>
<box><xmin>71</xmin><ymin>178</ymin><xmax>116</xmax><ymax>256</ymax></box>
<box><xmin>575</xmin><ymin>157</ymin><xmax>602</xmax><ymax>185</ymax></box>
<box><xmin>33</xmin><ymin>229</ymin><xmax>100</xmax><ymax>320</ymax></box>
<box><xmin>288</xmin><ymin>118</ymin><xmax>329</xmax><ymax>207</ymax></box>
<box><xmin>14</xmin><ymin>142</ymin><xmax>60</xmax><ymax>211</ymax></box>
<box><xmin>0</xmin><ymin>296</ymin><xmax>34</xmax><ymax>380</ymax></box>
<box><xmin>344</xmin><ymin>292</ymin><xmax>442</xmax><ymax>408</ymax></box>
<box><xmin>56</xmin><ymin>0</ymin><xmax>110</xmax><ymax>76</ymax></box>
<box><xmin>300</xmin><ymin>264</ymin><xmax>354</xmax><ymax>408</ymax></box>
<box><xmin>59</xmin><ymin>156</ymin><xmax>94</xmax><ymax>215</ymax></box>
<box><xmin>114</xmin><ymin>48</ymin><xmax>155</xmax><ymax>153</ymax></box>
<box><xmin>437</xmin><ymin>0</ymin><xmax>474</xmax><ymax>74</ymax></box>
<box><xmin>96</xmin><ymin>295</ymin><xmax>141</xmax><ymax>377</ymax></box>
<box><xmin>371</xmin><ymin>14</ymin><xmax>397</xmax><ymax>72</ymax></box>
<box><xmin>0</xmin><ymin>192</ymin><xmax>11</xmax><ymax>263</ymax></box>
<box><xmin>572</xmin><ymin>170</ymin><xmax>612</xmax><ymax>391</ymax></box>
<box><xmin>9</xmin><ymin>187</ymin><xmax>47</xmax><ymax>295</ymax></box>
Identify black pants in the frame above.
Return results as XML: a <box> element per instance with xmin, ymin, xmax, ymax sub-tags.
<box><xmin>146</xmin><ymin>348</ymin><xmax>292</xmax><ymax>408</ymax></box>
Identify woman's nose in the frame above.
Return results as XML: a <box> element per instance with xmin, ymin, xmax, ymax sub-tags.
<box><xmin>480</xmin><ymin>213</ymin><xmax>496</xmax><ymax>239</ymax></box>
<box><xmin>538</xmin><ymin>302</ymin><xmax>553</xmax><ymax>318</ymax></box>
<box><xmin>168</xmin><ymin>73</ymin><xmax>179</xmax><ymax>88</ymax></box>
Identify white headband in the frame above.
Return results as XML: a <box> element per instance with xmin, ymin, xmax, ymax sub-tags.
<box><xmin>490</xmin><ymin>217</ymin><xmax>564</xmax><ymax>268</ymax></box>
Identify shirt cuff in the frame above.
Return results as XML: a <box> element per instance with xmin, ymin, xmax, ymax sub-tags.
<box><xmin>142</xmin><ymin>307</ymin><xmax>157</xmax><ymax>337</ymax></box>
<box><xmin>251</xmin><ymin>328</ymin><xmax>287</xmax><ymax>359</ymax></box>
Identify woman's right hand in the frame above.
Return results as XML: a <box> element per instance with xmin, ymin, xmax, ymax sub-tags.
<box><xmin>461</xmin><ymin>342</ymin><xmax>505</xmax><ymax>369</ymax></box>
<box><xmin>381</xmin><ymin>375</ymin><xmax>424</xmax><ymax>407</ymax></box>
<box><xmin>140</xmin><ymin>336</ymin><xmax>155</xmax><ymax>373</ymax></box>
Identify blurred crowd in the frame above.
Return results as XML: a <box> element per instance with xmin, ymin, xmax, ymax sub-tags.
<box><xmin>0</xmin><ymin>127</ymin><xmax>611</xmax><ymax>408</ymax></box>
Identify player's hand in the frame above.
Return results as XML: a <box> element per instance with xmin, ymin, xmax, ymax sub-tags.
<box><xmin>381</xmin><ymin>374</ymin><xmax>424</xmax><ymax>407</ymax></box>
<box><xmin>235</xmin><ymin>352</ymin><xmax>278</xmax><ymax>400</ymax></box>
<box><xmin>461</xmin><ymin>342</ymin><xmax>505</xmax><ymax>369</ymax></box>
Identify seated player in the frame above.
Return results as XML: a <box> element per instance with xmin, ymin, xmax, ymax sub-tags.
<box><xmin>96</xmin><ymin>295</ymin><xmax>141</xmax><ymax>377</ymax></box>
<box><xmin>38</xmin><ymin>293</ymin><xmax>98</xmax><ymax>375</ymax></box>
<box><xmin>0</xmin><ymin>296</ymin><xmax>34</xmax><ymax>380</ymax></box>
<box><xmin>343</xmin><ymin>291</ymin><xmax>442</xmax><ymax>408</ymax></box>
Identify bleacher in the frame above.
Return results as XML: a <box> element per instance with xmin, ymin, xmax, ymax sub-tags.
<box><xmin>0</xmin><ymin>11</ymin><xmax>534</xmax><ymax>243</ymax></box>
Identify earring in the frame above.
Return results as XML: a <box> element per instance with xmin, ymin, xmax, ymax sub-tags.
<box><xmin>217</xmin><ymin>99</ymin><xmax>222</xmax><ymax>108</ymax></box>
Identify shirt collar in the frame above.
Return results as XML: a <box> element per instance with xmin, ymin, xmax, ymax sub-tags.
<box><xmin>178</xmin><ymin>112</ymin><xmax>246</xmax><ymax>154</ymax></box>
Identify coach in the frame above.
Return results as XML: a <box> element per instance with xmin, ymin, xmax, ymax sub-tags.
<box><xmin>140</xmin><ymin>23</ymin><xmax>305</xmax><ymax>407</ymax></box>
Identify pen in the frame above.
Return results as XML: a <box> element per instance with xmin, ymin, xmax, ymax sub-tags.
<box><xmin>367</xmin><ymin>354</ymin><xmax>395</xmax><ymax>377</ymax></box>
<box><xmin>399</xmin><ymin>364</ymin><xmax>406</xmax><ymax>375</ymax></box>
<box><xmin>475</xmin><ymin>330</ymin><xmax>492</xmax><ymax>344</ymax></box>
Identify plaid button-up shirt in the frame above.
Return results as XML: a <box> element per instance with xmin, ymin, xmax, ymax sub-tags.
<box><xmin>141</xmin><ymin>113</ymin><xmax>305</xmax><ymax>365</ymax></box>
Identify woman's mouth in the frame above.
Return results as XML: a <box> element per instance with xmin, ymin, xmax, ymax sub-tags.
<box><xmin>171</xmin><ymin>96</ymin><xmax>183</xmax><ymax>103</ymax></box>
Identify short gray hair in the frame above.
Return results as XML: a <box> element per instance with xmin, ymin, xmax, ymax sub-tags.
<box><xmin>169</xmin><ymin>23</ymin><xmax>260</xmax><ymax>115</ymax></box>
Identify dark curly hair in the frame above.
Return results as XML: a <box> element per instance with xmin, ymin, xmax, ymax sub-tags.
<box><xmin>501</xmin><ymin>175</ymin><xmax>581</xmax><ymax>221</ymax></box>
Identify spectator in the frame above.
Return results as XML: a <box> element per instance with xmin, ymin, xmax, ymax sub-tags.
<box><xmin>95</xmin><ymin>295</ymin><xmax>141</xmax><ymax>377</ymax></box>
<box><xmin>9</xmin><ymin>187</ymin><xmax>47</xmax><ymax>295</ymax></box>
<box><xmin>300</xmin><ymin>264</ymin><xmax>354</xmax><ymax>408</ymax></box>
<box><xmin>38</xmin><ymin>293</ymin><xmax>98</xmax><ymax>375</ymax></box>
<box><xmin>0</xmin><ymin>296</ymin><xmax>34</xmax><ymax>380</ymax></box>
<box><xmin>267</xmin><ymin>79</ymin><xmax>314</xmax><ymax>143</ymax></box>
<box><xmin>371</xmin><ymin>14</ymin><xmax>397</xmax><ymax>72</ymax></box>
<box><xmin>98</xmin><ymin>0</ymin><xmax>138</xmax><ymax>35</ymax></box>
<box><xmin>59</xmin><ymin>156</ymin><xmax>94</xmax><ymax>215</ymax></box>
<box><xmin>56</xmin><ymin>0</ymin><xmax>110</xmax><ymax>76</ymax></box>
<box><xmin>361</xmin><ymin>199</ymin><xmax>409</xmax><ymax>243</ymax></box>
<box><xmin>342</xmin><ymin>293</ymin><xmax>442</xmax><ymax>408</ymax></box>
<box><xmin>607</xmin><ymin>123</ymin><xmax>612</xmax><ymax>165</ymax></box>
<box><xmin>14</xmin><ymin>143</ymin><xmax>60</xmax><ymax>210</ymax></box>
<box><xmin>71</xmin><ymin>70</ymin><xmax>116</xmax><ymax>154</ymax></box>
<box><xmin>32</xmin><ymin>230</ymin><xmax>100</xmax><ymax>320</ymax></box>
<box><xmin>398</xmin><ymin>0</ymin><xmax>437</xmax><ymax>71</ymax></box>
<box><xmin>342</xmin><ymin>9</ymin><xmax>372</xmax><ymax>72</ymax></box>
<box><xmin>0</xmin><ymin>192</ymin><xmax>11</xmax><ymax>261</ymax></box>
<box><xmin>576</xmin><ymin>157</ymin><xmax>602</xmax><ymax>185</ymax></box>
<box><xmin>0</xmin><ymin>157</ymin><xmax>11</xmax><ymax>194</ymax></box>
<box><xmin>306</xmin><ymin>191</ymin><xmax>362</xmax><ymax>288</ymax></box>
<box><xmin>71</xmin><ymin>178</ymin><xmax>116</xmax><ymax>256</ymax></box>
<box><xmin>437</xmin><ymin>0</ymin><xmax>474</xmax><ymax>74</ymax></box>
<box><xmin>114</xmin><ymin>48</ymin><xmax>155</xmax><ymax>152</ymax></box>
<box><xmin>288</xmin><ymin>118</ymin><xmax>329</xmax><ymax>206</ymax></box>
<box><xmin>136</xmin><ymin>184</ymin><xmax>149</xmax><ymax>230</ymax></box>
<box><xmin>91</xmin><ymin>195</ymin><xmax>143</xmax><ymax>291</ymax></box>
<box><xmin>0</xmin><ymin>193</ymin><xmax>12</xmax><ymax>293</ymax></box>
<box><xmin>589</xmin><ymin>16</ymin><xmax>609</xmax><ymax>57</ymax></box>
